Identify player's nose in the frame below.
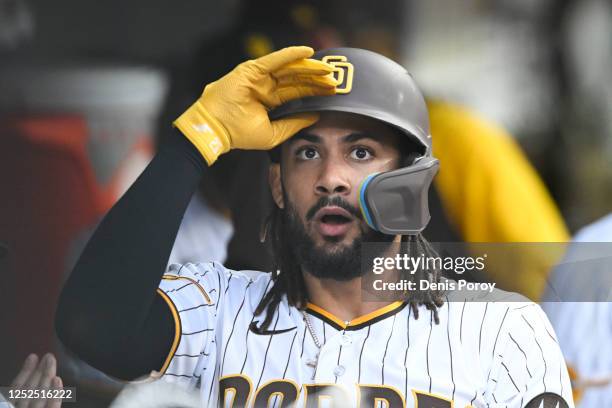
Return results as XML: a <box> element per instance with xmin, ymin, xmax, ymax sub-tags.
<box><xmin>314</xmin><ymin>159</ymin><xmax>351</xmax><ymax>196</ymax></box>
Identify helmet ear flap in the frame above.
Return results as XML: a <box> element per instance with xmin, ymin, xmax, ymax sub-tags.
<box><xmin>359</xmin><ymin>157</ymin><xmax>439</xmax><ymax>235</ymax></box>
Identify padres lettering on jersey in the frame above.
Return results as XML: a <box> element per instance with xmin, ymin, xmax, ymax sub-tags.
<box><xmin>157</xmin><ymin>262</ymin><xmax>574</xmax><ymax>407</ymax></box>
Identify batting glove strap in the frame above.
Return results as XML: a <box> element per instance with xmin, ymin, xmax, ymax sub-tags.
<box><xmin>173</xmin><ymin>101</ymin><xmax>231</xmax><ymax>166</ymax></box>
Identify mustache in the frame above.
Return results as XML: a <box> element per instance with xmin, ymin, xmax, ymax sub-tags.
<box><xmin>305</xmin><ymin>196</ymin><xmax>363</xmax><ymax>222</ymax></box>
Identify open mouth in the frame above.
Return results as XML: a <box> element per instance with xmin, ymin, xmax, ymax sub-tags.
<box><xmin>314</xmin><ymin>206</ymin><xmax>354</xmax><ymax>237</ymax></box>
<box><xmin>320</xmin><ymin>214</ymin><xmax>352</xmax><ymax>225</ymax></box>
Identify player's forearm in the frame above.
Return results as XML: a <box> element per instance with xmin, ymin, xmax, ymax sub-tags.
<box><xmin>55</xmin><ymin>131</ymin><xmax>206</xmax><ymax>377</ymax></box>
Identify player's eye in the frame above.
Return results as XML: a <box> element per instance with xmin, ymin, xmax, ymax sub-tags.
<box><xmin>349</xmin><ymin>146</ymin><xmax>373</xmax><ymax>161</ymax></box>
<box><xmin>296</xmin><ymin>147</ymin><xmax>320</xmax><ymax>160</ymax></box>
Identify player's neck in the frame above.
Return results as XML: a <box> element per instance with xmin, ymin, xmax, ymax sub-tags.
<box><xmin>302</xmin><ymin>273</ymin><xmax>391</xmax><ymax>322</ymax></box>
<box><xmin>302</xmin><ymin>236</ymin><xmax>402</xmax><ymax>323</ymax></box>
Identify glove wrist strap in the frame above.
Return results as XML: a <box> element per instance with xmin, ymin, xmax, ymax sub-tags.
<box><xmin>173</xmin><ymin>101</ymin><xmax>230</xmax><ymax>166</ymax></box>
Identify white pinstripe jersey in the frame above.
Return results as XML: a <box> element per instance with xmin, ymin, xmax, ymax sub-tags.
<box><xmin>541</xmin><ymin>213</ymin><xmax>612</xmax><ymax>407</ymax></box>
<box><xmin>157</xmin><ymin>262</ymin><xmax>574</xmax><ymax>408</ymax></box>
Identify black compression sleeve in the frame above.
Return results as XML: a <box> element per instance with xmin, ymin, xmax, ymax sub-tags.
<box><xmin>55</xmin><ymin>131</ymin><xmax>206</xmax><ymax>380</ymax></box>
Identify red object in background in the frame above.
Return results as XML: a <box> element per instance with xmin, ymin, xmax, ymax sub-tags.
<box><xmin>0</xmin><ymin>115</ymin><xmax>106</xmax><ymax>382</ymax></box>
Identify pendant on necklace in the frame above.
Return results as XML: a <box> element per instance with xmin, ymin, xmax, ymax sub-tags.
<box><xmin>305</xmin><ymin>354</ymin><xmax>319</xmax><ymax>380</ymax></box>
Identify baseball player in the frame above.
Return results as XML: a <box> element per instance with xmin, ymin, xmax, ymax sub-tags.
<box><xmin>56</xmin><ymin>46</ymin><xmax>573</xmax><ymax>407</ymax></box>
<box><xmin>541</xmin><ymin>213</ymin><xmax>612</xmax><ymax>407</ymax></box>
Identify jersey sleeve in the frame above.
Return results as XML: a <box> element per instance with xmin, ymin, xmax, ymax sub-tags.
<box><xmin>484</xmin><ymin>303</ymin><xmax>575</xmax><ymax>407</ymax></box>
<box><xmin>156</xmin><ymin>261</ymin><xmax>228</xmax><ymax>386</ymax></box>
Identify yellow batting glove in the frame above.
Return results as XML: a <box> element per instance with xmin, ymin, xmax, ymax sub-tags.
<box><xmin>174</xmin><ymin>46</ymin><xmax>338</xmax><ymax>165</ymax></box>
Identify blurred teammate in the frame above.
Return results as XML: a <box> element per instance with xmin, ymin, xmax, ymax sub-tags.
<box><xmin>542</xmin><ymin>213</ymin><xmax>612</xmax><ymax>407</ymax></box>
<box><xmin>1</xmin><ymin>354</ymin><xmax>63</xmax><ymax>408</ymax></box>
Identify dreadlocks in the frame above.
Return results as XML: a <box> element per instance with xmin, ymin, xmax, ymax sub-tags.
<box><xmin>254</xmin><ymin>203</ymin><xmax>445</xmax><ymax>330</ymax></box>
<box><xmin>402</xmin><ymin>234</ymin><xmax>445</xmax><ymax>322</ymax></box>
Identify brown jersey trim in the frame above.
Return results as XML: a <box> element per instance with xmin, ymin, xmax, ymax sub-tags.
<box><xmin>156</xmin><ymin>288</ymin><xmax>182</xmax><ymax>374</ymax></box>
<box><xmin>305</xmin><ymin>301</ymin><xmax>407</xmax><ymax>331</ymax></box>
<box><xmin>162</xmin><ymin>274</ymin><xmax>212</xmax><ymax>304</ymax></box>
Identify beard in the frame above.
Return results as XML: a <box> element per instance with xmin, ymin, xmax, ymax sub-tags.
<box><xmin>280</xmin><ymin>195</ymin><xmax>396</xmax><ymax>281</ymax></box>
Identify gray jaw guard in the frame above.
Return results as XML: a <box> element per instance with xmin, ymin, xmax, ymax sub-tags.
<box><xmin>359</xmin><ymin>157</ymin><xmax>439</xmax><ymax>235</ymax></box>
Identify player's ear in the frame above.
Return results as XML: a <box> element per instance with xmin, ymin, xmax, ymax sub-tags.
<box><xmin>269</xmin><ymin>163</ymin><xmax>284</xmax><ymax>209</ymax></box>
